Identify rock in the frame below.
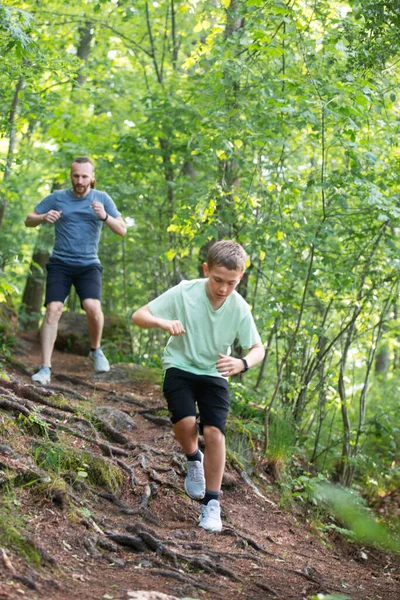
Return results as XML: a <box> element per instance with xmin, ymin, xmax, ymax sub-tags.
<box><xmin>55</xmin><ymin>312</ymin><xmax>130</xmax><ymax>356</ymax></box>
<box><xmin>126</xmin><ymin>592</ymin><xmax>196</xmax><ymax>600</ymax></box>
<box><xmin>94</xmin><ymin>407</ymin><xmax>136</xmax><ymax>432</ymax></box>
<box><xmin>90</xmin><ymin>362</ymin><xmax>161</xmax><ymax>386</ymax></box>
<box><xmin>222</xmin><ymin>472</ymin><xmax>238</xmax><ymax>488</ymax></box>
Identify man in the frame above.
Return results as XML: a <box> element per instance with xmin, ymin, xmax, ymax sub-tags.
<box><xmin>25</xmin><ymin>157</ymin><xmax>126</xmax><ymax>385</ymax></box>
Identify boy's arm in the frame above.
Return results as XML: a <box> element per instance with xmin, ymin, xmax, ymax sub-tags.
<box><xmin>216</xmin><ymin>342</ymin><xmax>265</xmax><ymax>377</ymax></box>
<box><xmin>131</xmin><ymin>305</ymin><xmax>186</xmax><ymax>336</ymax></box>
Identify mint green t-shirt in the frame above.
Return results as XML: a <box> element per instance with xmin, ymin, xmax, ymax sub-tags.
<box><xmin>147</xmin><ymin>279</ymin><xmax>261</xmax><ymax>377</ymax></box>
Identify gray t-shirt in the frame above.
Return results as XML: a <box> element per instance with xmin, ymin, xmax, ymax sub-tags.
<box><xmin>34</xmin><ymin>188</ymin><xmax>121</xmax><ymax>266</ymax></box>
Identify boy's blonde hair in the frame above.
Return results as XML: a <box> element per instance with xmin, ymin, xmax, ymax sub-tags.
<box><xmin>207</xmin><ymin>240</ymin><xmax>247</xmax><ymax>272</ymax></box>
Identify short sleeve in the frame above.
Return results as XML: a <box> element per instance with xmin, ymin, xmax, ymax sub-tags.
<box><xmin>103</xmin><ymin>193</ymin><xmax>121</xmax><ymax>218</ymax></box>
<box><xmin>237</xmin><ymin>312</ymin><xmax>262</xmax><ymax>350</ymax></box>
<box><xmin>148</xmin><ymin>285</ymin><xmax>181</xmax><ymax>320</ymax></box>
<box><xmin>34</xmin><ymin>194</ymin><xmax>57</xmax><ymax>214</ymax></box>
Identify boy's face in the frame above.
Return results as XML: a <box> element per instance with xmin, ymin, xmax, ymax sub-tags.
<box><xmin>203</xmin><ymin>262</ymin><xmax>244</xmax><ymax>305</ymax></box>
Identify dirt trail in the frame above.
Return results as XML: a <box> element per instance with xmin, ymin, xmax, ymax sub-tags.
<box><xmin>0</xmin><ymin>333</ymin><xmax>399</xmax><ymax>600</ymax></box>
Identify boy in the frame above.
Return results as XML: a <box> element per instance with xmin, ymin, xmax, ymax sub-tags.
<box><xmin>131</xmin><ymin>240</ymin><xmax>264</xmax><ymax>532</ymax></box>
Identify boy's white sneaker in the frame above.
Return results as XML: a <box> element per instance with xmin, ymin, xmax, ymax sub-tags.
<box><xmin>89</xmin><ymin>348</ymin><xmax>110</xmax><ymax>372</ymax></box>
<box><xmin>184</xmin><ymin>451</ymin><xmax>205</xmax><ymax>499</ymax></box>
<box><xmin>32</xmin><ymin>366</ymin><xmax>51</xmax><ymax>385</ymax></box>
<box><xmin>198</xmin><ymin>499</ymin><xmax>222</xmax><ymax>532</ymax></box>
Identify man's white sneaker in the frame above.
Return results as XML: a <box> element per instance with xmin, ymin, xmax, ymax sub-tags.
<box><xmin>184</xmin><ymin>451</ymin><xmax>205</xmax><ymax>500</ymax></box>
<box><xmin>89</xmin><ymin>348</ymin><xmax>110</xmax><ymax>373</ymax></box>
<box><xmin>32</xmin><ymin>366</ymin><xmax>51</xmax><ymax>385</ymax></box>
<box><xmin>198</xmin><ymin>499</ymin><xmax>222</xmax><ymax>532</ymax></box>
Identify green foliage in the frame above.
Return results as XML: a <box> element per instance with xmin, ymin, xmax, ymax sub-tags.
<box><xmin>314</xmin><ymin>483</ymin><xmax>400</xmax><ymax>552</ymax></box>
<box><xmin>1</xmin><ymin>0</ymin><xmax>400</xmax><ymax>510</ymax></box>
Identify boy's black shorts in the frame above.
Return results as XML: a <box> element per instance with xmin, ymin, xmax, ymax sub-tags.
<box><xmin>162</xmin><ymin>367</ymin><xmax>230</xmax><ymax>436</ymax></box>
<box><xmin>44</xmin><ymin>259</ymin><xmax>103</xmax><ymax>307</ymax></box>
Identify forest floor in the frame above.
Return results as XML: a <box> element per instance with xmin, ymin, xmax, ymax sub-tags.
<box><xmin>0</xmin><ymin>332</ymin><xmax>399</xmax><ymax>600</ymax></box>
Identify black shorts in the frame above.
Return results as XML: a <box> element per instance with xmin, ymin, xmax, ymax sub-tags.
<box><xmin>44</xmin><ymin>259</ymin><xmax>103</xmax><ymax>307</ymax></box>
<box><xmin>162</xmin><ymin>367</ymin><xmax>230</xmax><ymax>435</ymax></box>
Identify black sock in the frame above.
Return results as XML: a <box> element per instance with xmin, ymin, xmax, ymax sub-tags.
<box><xmin>202</xmin><ymin>490</ymin><xmax>220</xmax><ymax>505</ymax></box>
<box><xmin>186</xmin><ymin>449</ymin><xmax>202</xmax><ymax>462</ymax></box>
<box><xmin>91</xmin><ymin>347</ymin><xmax>100</xmax><ymax>352</ymax></box>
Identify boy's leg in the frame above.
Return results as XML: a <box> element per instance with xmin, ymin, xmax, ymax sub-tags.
<box><xmin>163</xmin><ymin>369</ymin><xmax>205</xmax><ymax>499</ymax></box>
<box><xmin>203</xmin><ymin>425</ymin><xmax>226</xmax><ymax>492</ymax></box>
<box><xmin>196</xmin><ymin>376</ymin><xmax>229</xmax><ymax>532</ymax></box>
<box><xmin>173</xmin><ymin>416</ymin><xmax>198</xmax><ymax>455</ymax></box>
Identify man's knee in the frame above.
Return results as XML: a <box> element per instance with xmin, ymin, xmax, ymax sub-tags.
<box><xmin>45</xmin><ymin>302</ymin><xmax>63</xmax><ymax>325</ymax></box>
<box><xmin>82</xmin><ymin>298</ymin><xmax>102</xmax><ymax>317</ymax></box>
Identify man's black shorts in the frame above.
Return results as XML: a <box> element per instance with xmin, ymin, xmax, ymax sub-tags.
<box><xmin>44</xmin><ymin>259</ymin><xmax>103</xmax><ymax>306</ymax></box>
<box><xmin>162</xmin><ymin>367</ymin><xmax>230</xmax><ymax>435</ymax></box>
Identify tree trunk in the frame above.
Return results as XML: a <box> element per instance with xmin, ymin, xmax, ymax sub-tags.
<box><xmin>0</xmin><ymin>76</ymin><xmax>25</xmax><ymax>228</ymax></box>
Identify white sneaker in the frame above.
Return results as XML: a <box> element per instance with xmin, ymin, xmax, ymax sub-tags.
<box><xmin>198</xmin><ymin>499</ymin><xmax>222</xmax><ymax>532</ymax></box>
<box><xmin>89</xmin><ymin>348</ymin><xmax>110</xmax><ymax>372</ymax></box>
<box><xmin>32</xmin><ymin>366</ymin><xmax>51</xmax><ymax>385</ymax></box>
<box><xmin>184</xmin><ymin>451</ymin><xmax>205</xmax><ymax>500</ymax></box>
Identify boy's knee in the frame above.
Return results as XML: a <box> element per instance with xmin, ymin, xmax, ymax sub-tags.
<box><xmin>203</xmin><ymin>425</ymin><xmax>225</xmax><ymax>445</ymax></box>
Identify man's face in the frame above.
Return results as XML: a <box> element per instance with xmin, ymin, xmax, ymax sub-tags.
<box><xmin>203</xmin><ymin>262</ymin><xmax>243</xmax><ymax>306</ymax></box>
<box><xmin>70</xmin><ymin>162</ymin><xmax>94</xmax><ymax>197</ymax></box>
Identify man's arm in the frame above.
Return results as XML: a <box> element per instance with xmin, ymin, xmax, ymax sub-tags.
<box><xmin>25</xmin><ymin>210</ymin><xmax>62</xmax><ymax>227</ymax></box>
<box><xmin>132</xmin><ymin>305</ymin><xmax>186</xmax><ymax>336</ymax></box>
<box><xmin>216</xmin><ymin>342</ymin><xmax>265</xmax><ymax>377</ymax></box>
<box><xmin>104</xmin><ymin>215</ymin><xmax>126</xmax><ymax>237</ymax></box>
<box><xmin>91</xmin><ymin>201</ymin><xmax>126</xmax><ymax>236</ymax></box>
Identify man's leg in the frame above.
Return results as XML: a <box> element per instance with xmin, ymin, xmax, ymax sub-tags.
<box><xmin>82</xmin><ymin>298</ymin><xmax>110</xmax><ymax>372</ymax></box>
<box><xmin>82</xmin><ymin>298</ymin><xmax>104</xmax><ymax>349</ymax></box>
<box><xmin>32</xmin><ymin>301</ymin><xmax>64</xmax><ymax>384</ymax></box>
<box><xmin>41</xmin><ymin>301</ymin><xmax>64</xmax><ymax>366</ymax></box>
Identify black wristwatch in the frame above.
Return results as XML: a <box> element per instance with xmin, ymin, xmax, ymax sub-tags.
<box><xmin>241</xmin><ymin>358</ymin><xmax>249</xmax><ymax>372</ymax></box>
<box><xmin>102</xmin><ymin>213</ymin><xmax>109</xmax><ymax>222</ymax></box>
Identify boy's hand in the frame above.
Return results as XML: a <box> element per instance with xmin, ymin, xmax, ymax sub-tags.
<box><xmin>216</xmin><ymin>353</ymin><xmax>243</xmax><ymax>377</ymax></box>
<box><xmin>161</xmin><ymin>319</ymin><xmax>186</xmax><ymax>336</ymax></box>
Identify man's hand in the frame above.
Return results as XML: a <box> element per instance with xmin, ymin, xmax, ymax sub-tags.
<box><xmin>216</xmin><ymin>353</ymin><xmax>244</xmax><ymax>377</ymax></box>
<box><xmin>43</xmin><ymin>210</ymin><xmax>62</xmax><ymax>224</ymax></box>
<box><xmin>160</xmin><ymin>319</ymin><xmax>186</xmax><ymax>336</ymax></box>
<box><xmin>91</xmin><ymin>200</ymin><xmax>107</xmax><ymax>220</ymax></box>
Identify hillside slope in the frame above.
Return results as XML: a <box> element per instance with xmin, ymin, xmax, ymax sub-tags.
<box><xmin>0</xmin><ymin>333</ymin><xmax>399</xmax><ymax>600</ymax></box>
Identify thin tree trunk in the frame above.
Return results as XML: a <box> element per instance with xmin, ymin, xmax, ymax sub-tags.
<box><xmin>0</xmin><ymin>76</ymin><xmax>25</xmax><ymax>228</ymax></box>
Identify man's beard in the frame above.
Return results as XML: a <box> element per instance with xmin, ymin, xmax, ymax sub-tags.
<box><xmin>73</xmin><ymin>182</ymin><xmax>91</xmax><ymax>196</ymax></box>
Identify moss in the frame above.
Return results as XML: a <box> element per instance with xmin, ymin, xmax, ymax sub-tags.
<box><xmin>0</xmin><ymin>494</ymin><xmax>41</xmax><ymax>566</ymax></box>
<box><xmin>33</xmin><ymin>442</ymin><xmax>124</xmax><ymax>494</ymax></box>
<box><xmin>128</xmin><ymin>364</ymin><xmax>162</xmax><ymax>386</ymax></box>
<box><xmin>0</xmin><ymin>412</ymin><xmax>19</xmax><ymax>439</ymax></box>
<box><xmin>226</xmin><ymin>418</ymin><xmax>255</xmax><ymax>473</ymax></box>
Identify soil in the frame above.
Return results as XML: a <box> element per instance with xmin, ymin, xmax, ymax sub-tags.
<box><xmin>0</xmin><ymin>332</ymin><xmax>399</xmax><ymax>600</ymax></box>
